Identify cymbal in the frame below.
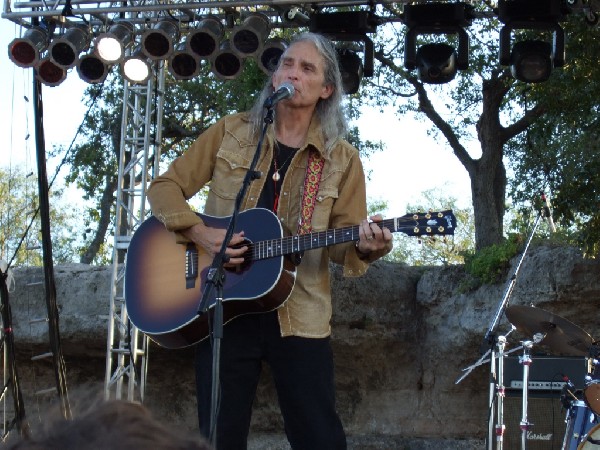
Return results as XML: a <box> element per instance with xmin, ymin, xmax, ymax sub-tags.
<box><xmin>505</xmin><ymin>305</ymin><xmax>594</xmax><ymax>356</ymax></box>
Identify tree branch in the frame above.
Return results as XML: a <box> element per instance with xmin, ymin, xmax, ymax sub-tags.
<box><xmin>375</xmin><ymin>50</ymin><xmax>476</xmax><ymax>174</ymax></box>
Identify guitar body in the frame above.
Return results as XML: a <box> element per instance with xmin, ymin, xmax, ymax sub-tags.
<box><xmin>125</xmin><ymin>208</ymin><xmax>296</xmax><ymax>348</ymax></box>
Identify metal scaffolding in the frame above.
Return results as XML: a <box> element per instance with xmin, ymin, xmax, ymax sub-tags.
<box><xmin>104</xmin><ymin>64</ymin><xmax>166</xmax><ymax>401</ymax></box>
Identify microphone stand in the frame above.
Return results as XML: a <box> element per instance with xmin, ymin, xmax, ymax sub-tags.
<box><xmin>197</xmin><ymin>106</ymin><xmax>275</xmax><ymax>448</ymax></box>
<box><xmin>457</xmin><ymin>206</ymin><xmax>545</xmax><ymax>450</ymax></box>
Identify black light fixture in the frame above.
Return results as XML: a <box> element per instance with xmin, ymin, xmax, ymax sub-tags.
<box><xmin>141</xmin><ymin>19</ymin><xmax>180</xmax><ymax>60</ymax></box>
<box><xmin>415</xmin><ymin>43</ymin><xmax>458</xmax><ymax>84</ymax></box>
<box><xmin>210</xmin><ymin>40</ymin><xmax>243</xmax><ymax>80</ymax></box>
<box><xmin>77</xmin><ymin>50</ymin><xmax>110</xmax><ymax>83</ymax></box>
<box><xmin>278</xmin><ymin>6</ymin><xmax>310</xmax><ymax>26</ymax></box>
<box><xmin>96</xmin><ymin>20</ymin><xmax>135</xmax><ymax>64</ymax></box>
<box><xmin>121</xmin><ymin>46</ymin><xmax>152</xmax><ymax>84</ymax></box>
<box><xmin>230</xmin><ymin>12</ymin><xmax>270</xmax><ymax>58</ymax></box>
<box><xmin>308</xmin><ymin>10</ymin><xmax>378</xmax><ymax>94</ymax></box>
<box><xmin>336</xmin><ymin>47</ymin><xmax>363</xmax><ymax>95</ymax></box>
<box><xmin>257</xmin><ymin>38</ymin><xmax>286</xmax><ymax>75</ymax></box>
<box><xmin>403</xmin><ymin>2</ymin><xmax>473</xmax><ymax>84</ymax></box>
<box><xmin>48</xmin><ymin>24</ymin><xmax>90</xmax><ymax>69</ymax></box>
<box><xmin>498</xmin><ymin>0</ymin><xmax>567</xmax><ymax>83</ymax></box>
<box><xmin>169</xmin><ymin>42</ymin><xmax>200</xmax><ymax>80</ymax></box>
<box><xmin>37</xmin><ymin>55</ymin><xmax>67</xmax><ymax>86</ymax></box>
<box><xmin>186</xmin><ymin>16</ymin><xmax>223</xmax><ymax>60</ymax></box>
<box><xmin>8</xmin><ymin>26</ymin><xmax>50</xmax><ymax>68</ymax></box>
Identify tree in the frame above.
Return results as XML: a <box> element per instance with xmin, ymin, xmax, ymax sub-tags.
<box><xmin>0</xmin><ymin>166</ymin><xmax>79</xmax><ymax>266</ymax></box>
<box><xmin>506</xmin><ymin>17</ymin><xmax>600</xmax><ymax>257</ymax></box>
<box><xmin>364</xmin><ymin>6</ymin><xmax>594</xmax><ymax>250</ymax></box>
<box><xmin>378</xmin><ymin>189</ymin><xmax>475</xmax><ymax>266</ymax></box>
<box><xmin>61</xmin><ymin>61</ymin><xmax>268</xmax><ymax>264</ymax></box>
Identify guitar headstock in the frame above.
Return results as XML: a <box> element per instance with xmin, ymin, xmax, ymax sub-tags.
<box><xmin>396</xmin><ymin>210</ymin><xmax>457</xmax><ymax>236</ymax></box>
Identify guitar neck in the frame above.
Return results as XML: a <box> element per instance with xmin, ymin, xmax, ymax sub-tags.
<box><xmin>251</xmin><ymin>212</ymin><xmax>454</xmax><ymax>260</ymax></box>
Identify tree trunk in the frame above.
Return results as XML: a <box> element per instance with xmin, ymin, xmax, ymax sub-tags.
<box><xmin>80</xmin><ymin>175</ymin><xmax>117</xmax><ymax>264</ymax></box>
<box><xmin>470</xmin><ymin>158</ymin><xmax>506</xmax><ymax>250</ymax></box>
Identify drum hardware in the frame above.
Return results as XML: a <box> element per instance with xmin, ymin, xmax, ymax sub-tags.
<box><xmin>457</xmin><ymin>205</ymin><xmax>551</xmax><ymax>450</ymax></box>
<box><xmin>584</xmin><ymin>345</ymin><xmax>600</xmax><ymax>417</ymax></box>
<box><xmin>562</xmin><ymin>400</ymin><xmax>597</xmax><ymax>450</ymax></box>
<box><xmin>517</xmin><ymin>338</ymin><xmax>536</xmax><ymax>450</ymax></box>
<box><xmin>504</xmin><ymin>305</ymin><xmax>600</xmax><ymax>449</ymax></box>
<box><xmin>455</xmin><ymin>205</ymin><xmax>595</xmax><ymax>450</ymax></box>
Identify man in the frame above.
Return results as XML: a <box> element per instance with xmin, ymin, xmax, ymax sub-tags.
<box><xmin>147</xmin><ymin>32</ymin><xmax>393</xmax><ymax>450</ymax></box>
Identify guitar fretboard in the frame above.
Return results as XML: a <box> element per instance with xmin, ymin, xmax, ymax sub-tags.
<box><xmin>250</xmin><ymin>214</ymin><xmax>453</xmax><ymax>260</ymax></box>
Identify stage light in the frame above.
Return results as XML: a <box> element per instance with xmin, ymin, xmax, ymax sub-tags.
<box><xmin>37</xmin><ymin>56</ymin><xmax>67</xmax><ymax>86</ymax></box>
<box><xmin>336</xmin><ymin>48</ymin><xmax>363</xmax><ymax>95</ymax></box>
<box><xmin>121</xmin><ymin>46</ymin><xmax>152</xmax><ymax>84</ymax></box>
<box><xmin>257</xmin><ymin>38</ymin><xmax>286</xmax><ymax>75</ymax></box>
<box><xmin>308</xmin><ymin>11</ymin><xmax>377</xmax><ymax>82</ymax></box>
<box><xmin>498</xmin><ymin>0</ymin><xmax>566</xmax><ymax>83</ymax></box>
<box><xmin>309</xmin><ymin>10</ymin><xmax>378</xmax><ymax>35</ymax></box>
<box><xmin>415</xmin><ymin>43</ymin><xmax>458</xmax><ymax>84</ymax></box>
<box><xmin>279</xmin><ymin>7</ymin><xmax>310</xmax><ymax>26</ymax></box>
<box><xmin>403</xmin><ymin>2</ymin><xmax>473</xmax><ymax>84</ymax></box>
<box><xmin>169</xmin><ymin>43</ymin><xmax>200</xmax><ymax>80</ymax></box>
<box><xmin>48</xmin><ymin>25</ymin><xmax>90</xmax><ymax>69</ymax></box>
<box><xmin>77</xmin><ymin>51</ymin><xmax>110</xmax><ymax>83</ymax></box>
<box><xmin>96</xmin><ymin>21</ymin><xmax>135</xmax><ymax>64</ymax></box>
<box><xmin>509</xmin><ymin>40</ymin><xmax>553</xmax><ymax>83</ymax></box>
<box><xmin>186</xmin><ymin>16</ymin><xmax>223</xmax><ymax>60</ymax></box>
<box><xmin>210</xmin><ymin>40</ymin><xmax>243</xmax><ymax>80</ymax></box>
<box><xmin>230</xmin><ymin>13</ymin><xmax>270</xmax><ymax>57</ymax></box>
<box><xmin>141</xmin><ymin>19</ymin><xmax>179</xmax><ymax>60</ymax></box>
<box><xmin>8</xmin><ymin>26</ymin><xmax>49</xmax><ymax>68</ymax></box>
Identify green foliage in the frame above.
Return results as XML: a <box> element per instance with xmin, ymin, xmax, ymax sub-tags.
<box><xmin>506</xmin><ymin>16</ymin><xmax>600</xmax><ymax>258</ymax></box>
<box><xmin>0</xmin><ymin>166</ymin><xmax>81</xmax><ymax>266</ymax></box>
<box><xmin>59</xmin><ymin>57</ymin><xmax>270</xmax><ymax>263</ymax></box>
<box><xmin>462</xmin><ymin>234</ymin><xmax>522</xmax><ymax>285</ymax></box>
<box><xmin>379</xmin><ymin>188</ymin><xmax>475</xmax><ymax>266</ymax></box>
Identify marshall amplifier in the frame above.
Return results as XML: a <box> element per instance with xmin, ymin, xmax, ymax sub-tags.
<box><xmin>495</xmin><ymin>394</ymin><xmax>567</xmax><ymax>449</ymax></box>
<box><xmin>502</xmin><ymin>355</ymin><xmax>587</xmax><ymax>392</ymax></box>
<box><xmin>492</xmin><ymin>356</ymin><xmax>588</xmax><ymax>449</ymax></box>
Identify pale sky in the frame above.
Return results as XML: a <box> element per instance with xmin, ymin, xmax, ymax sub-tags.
<box><xmin>1</xmin><ymin>18</ymin><xmax>473</xmax><ymax>221</ymax></box>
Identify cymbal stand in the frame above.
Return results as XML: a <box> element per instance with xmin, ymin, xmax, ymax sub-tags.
<box><xmin>457</xmin><ymin>208</ymin><xmax>544</xmax><ymax>450</ymax></box>
<box><xmin>494</xmin><ymin>335</ymin><xmax>508</xmax><ymax>450</ymax></box>
<box><xmin>518</xmin><ymin>339</ymin><xmax>534</xmax><ymax>450</ymax></box>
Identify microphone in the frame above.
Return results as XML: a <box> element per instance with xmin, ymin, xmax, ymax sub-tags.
<box><xmin>263</xmin><ymin>83</ymin><xmax>295</xmax><ymax>108</ymax></box>
<box><xmin>541</xmin><ymin>192</ymin><xmax>556</xmax><ymax>233</ymax></box>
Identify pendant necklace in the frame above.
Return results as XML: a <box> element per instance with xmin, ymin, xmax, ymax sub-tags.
<box><xmin>272</xmin><ymin>143</ymin><xmax>296</xmax><ymax>182</ymax></box>
<box><xmin>272</xmin><ymin>142</ymin><xmax>297</xmax><ymax>213</ymax></box>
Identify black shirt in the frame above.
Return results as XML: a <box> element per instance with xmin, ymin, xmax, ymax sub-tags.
<box><xmin>257</xmin><ymin>141</ymin><xmax>298</xmax><ymax>213</ymax></box>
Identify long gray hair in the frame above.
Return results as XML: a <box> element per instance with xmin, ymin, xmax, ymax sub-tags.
<box><xmin>249</xmin><ymin>32</ymin><xmax>348</xmax><ymax>155</ymax></box>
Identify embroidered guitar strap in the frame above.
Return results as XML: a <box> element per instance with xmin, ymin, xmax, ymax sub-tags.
<box><xmin>297</xmin><ymin>148</ymin><xmax>324</xmax><ymax>235</ymax></box>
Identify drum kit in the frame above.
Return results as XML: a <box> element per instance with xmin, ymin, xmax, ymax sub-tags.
<box><xmin>504</xmin><ymin>305</ymin><xmax>600</xmax><ymax>450</ymax></box>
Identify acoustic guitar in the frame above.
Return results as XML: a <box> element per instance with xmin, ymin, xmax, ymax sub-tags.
<box><xmin>125</xmin><ymin>207</ymin><xmax>456</xmax><ymax>348</ymax></box>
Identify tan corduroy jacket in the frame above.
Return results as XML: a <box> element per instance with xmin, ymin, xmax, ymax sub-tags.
<box><xmin>147</xmin><ymin>112</ymin><xmax>389</xmax><ymax>338</ymax></box>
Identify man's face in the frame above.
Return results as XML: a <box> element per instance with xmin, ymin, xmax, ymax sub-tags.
<box><xmin>271</xmin><ymin>40</ymin><xmax>333</xmax><ymax>109</ymax></box>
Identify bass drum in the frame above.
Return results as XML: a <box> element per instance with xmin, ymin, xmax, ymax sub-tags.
<box><xmin>563</xmin><ymin>401</ymin><xmax>597</xmax><ymax>450</ymax></box>
<box><xmin>585</xmin><ymin>378</ymin><xmax>600</xmax><ymax>416</ymax></box>
<box><xmin>579</xmin><ymin>423</ymin><xmax>600</xmax><ymax>449</ymax></box>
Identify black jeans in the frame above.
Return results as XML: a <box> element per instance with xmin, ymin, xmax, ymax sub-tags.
<box><xmin>195</xmin><ymin>310</ymin><xmax>346</xmax><ymax>450</ymax></box>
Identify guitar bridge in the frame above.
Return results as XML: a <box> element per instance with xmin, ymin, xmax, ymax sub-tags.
<box><xmin>185</xmin><ymin>243</ymin><xmax>198</xmax><ymax>289</ymax></box>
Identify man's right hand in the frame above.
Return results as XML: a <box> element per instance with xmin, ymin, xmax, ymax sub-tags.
<box><xmin>181</xmin><ymin>221</ymin><xmax>248</xmax><ymax>266</ymax></box>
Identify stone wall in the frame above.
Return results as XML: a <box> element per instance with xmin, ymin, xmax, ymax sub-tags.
<box><xmin>3</xmin><ymin>245</ymin><xmax>599</xmax><ymax>448</ymax></box>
